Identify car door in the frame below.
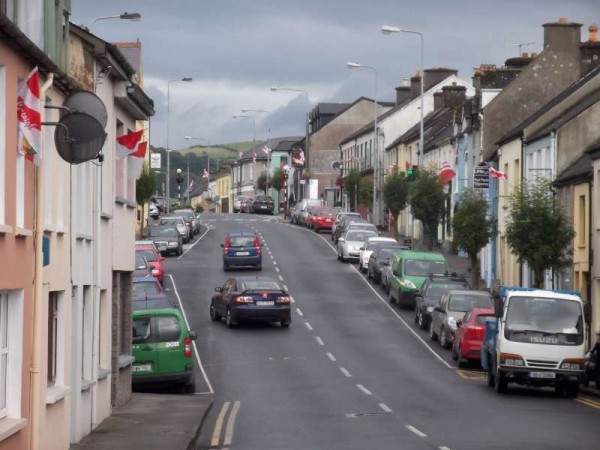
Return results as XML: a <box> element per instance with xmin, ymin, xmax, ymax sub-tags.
<box><xmin>155</xmin><ymin>313</ymin><xmax>186</xmax><ymax>374</ymax></box>
<box><xmin>216</xmin><ymin>279</ymin><xmax>235</xmax><ymax>315</ymax></box>
<box><xmin>432</xmin><ymin>294</ymin><xmax>447</xmax><ymax>335</ymax></box>
<box><xmin>132</xmin><ymin>314</ymin><xmax>159</xmax><ymax>376</ymax></box>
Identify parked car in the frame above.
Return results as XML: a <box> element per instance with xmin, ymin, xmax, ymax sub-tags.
<box><xmin>148</xmin><ymin>225</ymin><xmax>183</xmax><ymax>256</ymax></box>
<box><xmin>172</xmin><ymin>209</ymin><xmax>196</xmax><ymax>239</ymax></box>
<box><xmin>429</xmin><ymin>290</ymin><xmax>494</xmax><ymax>349</ymax></box>
<box><xmin>414</xmin><ymin>274</ymin><xmax>471</xmax><ymax>330</ymax></box>
<box><xmin>367</xmin><ymin>246</ymin><xmax>404</xmax><ymax>285</ymax></box>
<box><xmin>337</xmin><ymin>229</ymin><xmax>378</xmax><ymax>262</ymax></box>
<box><xmin>388</xmin><ymin>250</ymin><xmax>449</xmax><ymax>308</ymax></box>
<box><xmin>452</xmin><ymin>307</ymin><xmax>495</xmax><ymax>367</ymax></box>
<box><xmin>132</xmin><ymin>308</ymin><xmax>197</xmax><ymax>392</ymax></box>
<box><xmin>158</xmin><ymin>216</ymin><xmax>189</xmax><ymax>243</ymax></box>
<box><xmin>132</xmin><ymin>277</ymin><xmax>176</xmax><ymax>311</ymax></box>
<box><xmin>149</xmin><ymin>203</ymin><xmax>160</xmax><ymax>219</ymax></box>
<box><xmin>309</xmin><ymin>207</ymin><xmax>340</xmax><ymax>233</ymax></box>
<box><xmin>133</xmin><ymin>253</ymin><xmax>153</xmax><ymax>278</ymax></box>
<box><xmin>295</xmin><ymin>198</ymin><xmax>322</xmax><ymax>226</ymax></box>
<box><xmin>252</xmin><ymin>195</ymin><xmax>274</xmax><ymax>214</ymax></box>
<box><xmin>241</xmin><ymin>197</ymin><xmax>254</xmax><ymax>213</ymax></box>
<box><xmin>210</xmin><ymin>276</ymin><xmax>292</xmax><ymax>328</ymax></box>
<box><xmin>136</xmin><ymin>241</ymin><xmax>165</xmax><ymax>284</ymax></box>
<box><xmin>233</xmin><ymin>195</ymin><xmax>252</xmax><ymax>213</ymax></box>
<box><xmin>358</xmin><ymin>237</ymin><xmax>398</xmax><ymax>273</ymax></box>
<box><xmin>221</xmin><ymin>231</ymin><xmax>262</xmax><ymax>271</ymax></box>
<box><xmin>331</xmin><ymin>212</ymin><xmax>362</xmax><ymax>241</ymax></box>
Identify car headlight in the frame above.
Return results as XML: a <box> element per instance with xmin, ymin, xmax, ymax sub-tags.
<box><xmin>426</xmin><ymin>306</ymin><xmax>434</xmax><ymax>313</ymax></box>
<box><xmin>168</xmin><ymin>241</ymin><xmax>179</xmax><ymax>246</ymax></box>
<box><xmin>499</xmin><ymin>353</ymin><xmax>525</xmax><ymax>367</ymax></box>
<box><xmin>561</xmin><ymin>359</ymin><xmax>584</xmax><ymax>370</ymax></box>
<box><xmin>447</xmin><ymin>317</ymin><xmax>457</xmax><ymax>329</ymax></box>
<box><xmin>403</xmin><ymin>280</ymin><xmax>416</xmax><ymax>289</ymax></box>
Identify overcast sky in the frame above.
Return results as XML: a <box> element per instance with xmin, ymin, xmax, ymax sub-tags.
<box><xmin>72</xmin><ymin>0</ymin><xmax>597</xmax><ymax>150</ymax></box>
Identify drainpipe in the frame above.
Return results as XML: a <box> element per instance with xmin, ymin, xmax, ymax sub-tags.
<box><xmin>29</xmin><ymin>72</ymin><xmax>54</xmax><ymax>450</ymax></box>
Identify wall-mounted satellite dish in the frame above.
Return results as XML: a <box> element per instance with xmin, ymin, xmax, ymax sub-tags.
<box><xmin>55</xmin><ymin>112</ymin><xmax>107</xmax><ymax>164</ymax></box>
<box><xmin>331</xmin><ymin>160</ymin><xmax>341</xmax><ymax>172</ymax></box>
<box><xmin>62</xmin><ymin>91</ymin><xmax>107</xmax><ymax>127</ymax></box>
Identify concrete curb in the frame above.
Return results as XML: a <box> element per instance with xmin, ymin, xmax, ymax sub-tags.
<box><xmin>187</xmin><ymin>397</ymin><xmax>214</xmax><ymax>450</ymax></box>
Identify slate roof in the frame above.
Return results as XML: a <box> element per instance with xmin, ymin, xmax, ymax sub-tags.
<box><xmin>113</xmin><ymin>40</ymin><xmax>142</xmax><ymax>74</ymax></box>
<box><xmin>385</xmin><ymin>106</ymin><xmax>455</xmax><ymax>152</ymax></box>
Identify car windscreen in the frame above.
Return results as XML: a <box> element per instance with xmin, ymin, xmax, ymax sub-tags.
<box><xmin>149</xmin><ymin>227</ymin><xmax>177</xmax><ymax>237</ymax></box>
<box><xmin>425</xmin><ymin>281</ymin><xmax>470</xmax><ymax>299</ymax></box>
<box><xmin>346</xmin><ymin>231</ymin><xmax>377</xmax><ymax>242</ymax></box>
<box><xmin>135</xmin><ymin>253</ymin><xmax>148</xmax><ymax>269</ymax></box>
<box><xmin>137</xmin><ymin>249</ymin><xmax>158</xmax><ymax>262</ymax></box>
<box><xmin>132</xmin><ymin>298</ymin><xmax>173</xmax><ymax>311</ymax></box>
<box><xmin>449</xmin><ymin>294</ymin><xmax>493</xmax><ymax>312</ymax></box>
<box><xmin>241</xmin><ymin>280</ymin><xmax>282</xmax><ymax>291</ymax></box>
<box><xmin>404</xmin><ymin>259</ymin><xmax>447</xmax><ymax>276</ymax></box>
<box><xmin>159</xmin><ymin>218</ymin><xmax>182</xmax><ymax>226</ymax></box>
<box><xmin>377</xmin><ymin>247</ymin><xmax>401</xmax><ymax>260</ymax></box>
<box><xmin>505</xmin><ymin>296</ymin><xmax>583</xmax><ymax>335</ymax></box>
<box><xmin>133</xmin><ymin>281</ymin><xmax>161</xmax><ymax>295</ymax></box>
<box><xmin>229</xmin><ymin>236</ymin><xmax>255</xmax><ymax>247</ymax></box>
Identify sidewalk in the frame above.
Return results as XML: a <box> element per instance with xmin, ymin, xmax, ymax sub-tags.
<box><xmin>70</xmin><ymin>392</ymin><xmax>213</xmax><ymax>450</ymax></box>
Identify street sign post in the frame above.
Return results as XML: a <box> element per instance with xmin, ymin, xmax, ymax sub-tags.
<box><xmin>474</xmin><ymin>163</ymin><xmax>490</xmax><ymax>189</ymax></box>
<box><xmin>151</xmin><ymin>153</ymin><xmax>161</xmax><ymax>169</ymax></box>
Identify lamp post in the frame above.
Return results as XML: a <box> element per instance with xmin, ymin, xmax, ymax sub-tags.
<box><xmin>381</xmin><ymin>25</ymin><xmax>424</xmax><ymax>166</ymax></box>
<box><xmin>166</xmin><ymin>77</ymin><xmax>192</xmax><ymax>213</ymax></box>
<box><xmin>176</xmin><ymin>168</ymin><xmax>184</xmax><ymax>206</ymax></box>
<box><xmin>241</xmin><ymin>109</ymin><xmax>270</xmax><ymax>195</ymax></box>
<box><xmin>271</xmin><ymin>86</ymin><xmax>310</xmax><ymax>200</ymax></box>
<box><xmin>346</xmin><ymin>62</ymin><xmax>382</xmax><ymax>226</ymax></box>
<box><xmin>233</xmin><ymin>114</ymin><xmax>256</xmax><ymax>194</ymax></box>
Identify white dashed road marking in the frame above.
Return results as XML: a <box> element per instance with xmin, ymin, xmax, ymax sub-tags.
<box><xmin>356</xmin><ymin>384</ymin><xmax>372</xmax><ymax>395</ymax></box>
<box><xmin>340</xmin><ymin>368</ymin><xmax>352</xmax><ymax>378</ymax></box>
<box><xmin>406</xmin><ymin>425</ymin><xmax>427</xmax><ymax>438</ymax></box>
<box><xmin>305</xmin><ymin>322</ymin><xmax>313</xmax><ymax>331</ymax></box>
<box><xmin>326</xmin><ymin>352</ymin><xmax>336</xmax><ymax>362</ymax></box>
<box><xmin>315</xmin><ymin>336</ymin><xmax>324</xmax><ymax>346</ymax></box>
<box><xmin>296</xmin><ymin>308</ymin><xmax>304</xmax><ymax>316</ymax></box>
<box><xmin>379</xmin><ymin>403</ymin><xmax>392</xmax><ymax>413</ymax></box>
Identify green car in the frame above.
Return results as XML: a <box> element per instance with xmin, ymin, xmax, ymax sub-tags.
<box><xmin>388</xmin><ymin>250</ymin><xmax>449</xmax><ymax>308</ymax></box>
<box><xmin>132</xmin><ymin>309</ymin><xmax>197</xmax><ymax>393</ymax></box>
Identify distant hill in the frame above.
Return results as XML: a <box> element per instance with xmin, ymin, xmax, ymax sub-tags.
<box><xmin>179</xmin><ymin>141</ymin><xmax>264</xmax><ymax>159</ymax></box>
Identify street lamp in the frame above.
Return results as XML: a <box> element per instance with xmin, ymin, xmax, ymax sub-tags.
<box><xmin>270</xmin><ymin>86</ymin><xmax>310</xmax><ymax>200</ymax></box>
<box><xmin>346</xmin><ymin>61</ymin><xmax>382</xmax><ymax>226</ymax></box>
<box><xmin>166</xmin><ymin>77</ymin><xmax>193</xmax><ymax>213</ymax></box>
<box><xmin>241</xmin><ymin>109</ymin><xmax>271</xmax><ymax>194</ymax></box>
<box><xmin>91</xmin><ymin>12</ymin><xmax>141</xmax><ymax>31</ymax></box>
<box><xmin>381</xmin><ymin>25</ymin><xmax>424</xmax><ymax>166</ymax></box>
<box><xmin>176</xmin><ymin>168</ymin><xmax>184</xmax><ymax>206</ymax></box>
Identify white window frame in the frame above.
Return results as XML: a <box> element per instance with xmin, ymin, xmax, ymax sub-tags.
<box><xmin>0</xmin><ymin>65</ymin><xmax>5</xmax><ymax>226</ymax></box>
<box><xmin>0</xmin><ymin>290</ymin><xmax>24</xmax><ymax>420</ymax></box>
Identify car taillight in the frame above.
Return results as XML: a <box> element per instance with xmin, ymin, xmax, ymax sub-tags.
<box><xmin>254</xmin><ymin>237</ymin><xmax>261</xmax><ymax>254</ymax></box>
<box><xmin>276</xmin><ymin>296</ymin><xmax>291</xmax><ymax>304</ymax></box>
<box><xmin>224</xmin><ymin>237</ymin><xmax>231</xmax><ymax>254</ymax></box>
<box><xmin>467</xmin><ymin>325</ymin><xmax>483</xmax><ymax>331</ymax></box>
<box><xmin>235</xmin><ymin>296</ymin><xmax>254</xmax><ymax>304</ymax></box>
<box><xmin>184</xmin><ymin>337</ymin><xmax>192</xmax><ymax>358</ymax></box>
<box><xmin>152</xmin><ymin>269</ymin><xmax>159</xmax><ymax>275</ymax></box>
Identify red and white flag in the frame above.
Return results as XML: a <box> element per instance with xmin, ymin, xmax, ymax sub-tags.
<box><xmin>116</xmin><ymin>129</ymin><xmax>144</xmax><ymax>159</ymax></box>
<box><xmin>454</xmin><ymin>143</ymin><xmax>459</xmax><ymax>165</ymax></box>
<box><xmin>202</xmin><ymin>169</ymin><xmax>209</xmax><ymax>178</ymax></box>
<box><xmin>17</xmin><ymin>66</ymin><xmax>42</xmax><ymax>165</ymax></box>
<box><xmin>292</xmin><ymin>149</ymin><xmax>305</xmax><ymax>165</ymax></box>
<box><xmin>262</xmin><ymin>145</ymin><xmax>271</xmax><ymax>155</ymax></box>
<box><xmin>438</xmin><ymin>161</ymin><xmax>456</xmax><ymax>186</ymax></box>
<box><xmin>489</xmin><ymin>166</ymin><xmax>508</xmax><ymax>180</ymax></box>
<box><xmin>127</xmin><ymin>141</ymin><xmax>148</xmax><ymax>179</ymax></box>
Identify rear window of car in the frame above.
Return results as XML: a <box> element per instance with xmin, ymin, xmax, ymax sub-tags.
<box><xmin>137</xmin><ymin>249</ymin><xmax>158</xmax><ymax>262</ymax></box>
<box><xmin>476</xmin><ymin>314</ymin><xmax>495</xmax><ymax>325</ymax></box>
<box><xmin>132</xmin><ymin>298</ymin><xmax>172</xmax><ymax>311</ymax></box>
<box><xmin>132</xmin><ymin>316</ymin><xmax>181</xmax><ymax>343</ymax></box>
<box><xmin>149</xmin><ymin>227</ymin><xmax>177</xmax><ymax>237</ymax></box>
<box><xmin>133</xmin><ymin>317</ymin><xmax>151</xmax><ymax>344</ymax></box>
<box><xmin>155</xmin><ymin>316</ymin><xmax>181</xmax><ymax>342</ymax></box>
<box><xmin>425</xmin><ymin>281</ymin><xmax>470</xmax><ymax>298</ymax></box>
<box><xmin>159</xmin><ymin>218</ymin><xmax>182</xmax><ymax>226</ymax></box>
<box><xmin>346</xmin><ymin>230</ymin><xmax>377</xmax><ymax>241</ymax></box>
<box><xmin>241</xmin><ymin>280</ymin><xmax>282</xmax><ymax>291</ymax></box>
<box><xmin>378</xmin><ymin>248</ymin><xmax>400</xmax><ymax>259</ymax></box>
<box><xmin>449</xmin><ymin>295</ymin><xmax>493</xmax><ymax>312</ymax></box>
<box><xmin>133</xmin><ymin>282</ymin><xmax>161</xmax><ymax>295</ymax></box>
<box><xmin>135</xmin><ymin>253</ymin><xmax>148</xmax><ymax>269</ymax></box>
<box><xmin>229</xmin><ymin>236</ymin><xmax>256</xmax><ymax>247</ymax></box>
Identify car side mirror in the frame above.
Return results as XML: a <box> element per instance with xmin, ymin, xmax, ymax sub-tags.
<box><xmin>381</xmin><ymin>261</ymin><xmax>390</xmax><ymax>266</ymax></box>
<box><xmin>434</xmin><ymin>306</ymin><xmax>443</xmax><ymax>312</ymax></box>
<box><xmin>456</xmin><ymin>319</ymin><xmax>462</xmax><ymax>328</ymax></box>
<box><xmin>584</xmin><ymin>301</ymin><xmax>592</xmax><ymax>324</ymax></box>
<box><xmin>188</xmin><ymin>330</ymin><xmax>197</xmax><ymax>340</ymax></box>
<box><xmin>338</xmin><ymin>238</ymin><xmax>345</xmax><ymax>243</ymax></box>
<box><xmin>215</xmin><ymin>287</ymin><xmax>222</xmax><ymax>292</ymax></box>
<box><xmin>359</xmin><ymin>247</ymin><xmax>364</xmax><ymax>251</ymax></box>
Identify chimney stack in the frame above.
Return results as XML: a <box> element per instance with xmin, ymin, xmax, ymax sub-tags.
<box><xmin>543</xmin><ymin>17</ymin><xmax>582</xmax><ymax>51</ymax></box>
<box><xmin>410</xmin><ymin>71</ymin><xmax>422</xmax><ymax>99</ymax></box>
<box><xmin>395</xmin><ymin>85</ymin><xmax>411</xmax><ymax>106</ymax></box>
<box><xmin>423</xmin><ymin>67</ymin><xmax>458</xmax><ymax>91</ymax></box>
<box><xmin>441</xmin><ymin>83</ymin><xmax>467</xmax><ymax>108</ymax></box>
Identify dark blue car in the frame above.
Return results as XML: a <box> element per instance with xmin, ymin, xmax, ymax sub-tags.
<box><xmin>221</xmin><ymin>231</ymin><xmax>262</xmax><ymax>271</ymax></box>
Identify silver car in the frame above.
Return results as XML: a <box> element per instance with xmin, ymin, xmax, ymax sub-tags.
<box><xmin>337</xmin><ymin>229</ymin><xmax>378</xmax><ymax>262</ymax></box>
<box><xmin>158</xmin><ymin>216</ymin><xmax>189</xmax><ymax>243</ymax></box>
<box><xmin>358</xmin><ymin>237</ymin><xmax>398</xmax><ymax>273</ymax></box>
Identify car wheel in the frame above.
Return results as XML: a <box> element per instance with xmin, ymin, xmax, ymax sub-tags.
<box><xmin>210</xmin><ymin>303</ymin><xmax>221</xmax><ymax>322</ymax></box>
<box><xmin>184</xmin><ymin>373</ymin><xmax>196</xmax><ymax>394</ymax></box>
<box><xmin>417</xmin><ymin>309</ymin><xmax>427</xmax><ymax>330</ymax></box>
<box><xmin>429</xmin><ymin>322</ymin><xmax>438</xmax><ymax>341</ymax></box>
<box><xmin>178</xmin><ymin>245</ymin><xmax>183</xmax><ymax>256</ymax></box>
<box><xmin>256</xmin><ymin>265</ymin><xmax>262</xmax><ymax>271</ymax></box>
<box><xmin>451</xmin><ymin>342</ymin><xmax>458</xmax><ymax>360</ymax></box>
<box><xmin>440</xmin><ymin>327</ymin><xmax>451</xmax><ymax>349</ymax></box>
<box><xmin>226</xmin><ymin>309</ymin><xmax>236</xmax><ymax>328</ymax></box>
<box><xmin>281</xmin><ymin>320</ymin><xmax>291</xmax><ymax>328</ymax></box>
<box><xmin>385</xmin><ymin>282</ymin><xmax>391</xmax><ymax>295</ymax></box>
<box><xmin>494</xmin><ymin>370</ymin><xmax>508</xmax><ymax>394</ymax></box>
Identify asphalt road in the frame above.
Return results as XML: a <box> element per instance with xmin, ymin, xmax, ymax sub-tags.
<box><xmin>159</xmin><ymin>213</ymin><xmax>600</xmax><ymax>450</ymax></box>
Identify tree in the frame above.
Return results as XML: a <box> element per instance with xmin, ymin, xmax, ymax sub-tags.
<box><xmin>452</xmin><ymin>188</ymin><xmax>492</xmax><ymax>288</ymax></box>
<box><xmin>359</xmin><ymin>178</ymin><xmax>373</xmax><ymax>209</ymax></box>
<box><xmin>505</xmin><ymin>179</ymin><xmax>575</xmax><ymax>288</ymax></box>
<box><xmin>343</xmin><ymin>169</ymin><xmax>361</xmax><ymax>211</ymax></box>
<box><xmin>256</xmin><ymin>173</ymin><xmax>267</xmax><ymax>193</ymax></box>
<box><xmin>383</xmin><ymin>170</ymin><xmax>409</xmax><ymax>239</ymax></box>
<box><xmin>409</xmin><ymin>167</ymin><xmax>446</xmax><ymax>250</ymax></box>
<box><xmin>136</xmin><ymin>163</ymin><xmax>157</xmax><ymax>235</ymax></box>
<box><xmin>270</xmin><ymin>168</ymin><xmax>284</xmax><ymax>192</ymax></box>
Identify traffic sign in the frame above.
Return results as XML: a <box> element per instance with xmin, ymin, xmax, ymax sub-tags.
<box><xmin>474</xmin><ymin>163</ymin><xmax>489</xmax><ymax>189</ymax></box>
<box><xmin>150</xmin><ymin>153</ymin><xmax>161</xmax><ymax>169</ymax></box>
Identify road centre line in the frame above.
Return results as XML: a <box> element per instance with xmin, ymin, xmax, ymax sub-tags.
<box><xmin>340</xmin><ymin>367</ymin><xmax>352</xmax><ymax>377</ymax></box>
<box><xmin>326</xmin><ymin>352</ymin><xmax>336</xmax><ymax>362</ymax></box>
<box><xmin>406</xmin><ymin>425</ymin><xmax>427</xmax><ymax>438</ymax></box>
<box><xmin>273</xmin><ymin>260</ymin><xmax>277</xmax><ymax>265</ymax></box>
<box><xmin>575</xmin><ymin>397</ymin><xmax>600</xmax><ymax>409</ymax></box>
<box><xmin>168</xmin><ymin>274</ymin><xmax>214</xmax><ymax>394</ymax></box>
<box><xmin>223</xmin><ymin>401</ymin><xmax>241</xmax><ymax>447</ymax></box>
<box><xmin>296</xmin><ymin>308</ymin><xmax>304</xmax><ymax>316</ymax></box>
<box><xmin>275</xmin><ymin>267</ymin><xmax>280</xmax><ymax>272</ymax></box>
<box><xmin>278</xmin><ymin>275</ymin><xmax>284</xmax><ymax>281</ymax></box>
<box><xmin>379</xmin><ymin>403</ymin><xmax>392</xmax><ymax>413</ymax></box>
<box><xmin>315</xmin><ymin>233</ymin><xmax>454</xmax><ymax>370</ymax></box>
<box><xmin>356</xmin><ymin>384</ymin><xmax>372</xmax><ymax>395</ymax></box>
<box><xmin>211</xmin><ymin>402</ymin><xmax>230</xmax><ymax>447</ymax></box>
<box><xmin>283</xmin><ymin>285</ymin><xmax>289</xmax><ymax>291</ymax></box>
<box><xmin>305</xmin><ymin>322</ymin><xmax>313</xmax><ymax>331</ymax></box>
<box><xmin>439</xmin><ymin>446</ymin><xmax>452</xmax><ymax>450</ymax></box>
<box><xmin>315</xmin><ymin>336</ymin><xmax>324</xmax><ymax>346</ymax></box>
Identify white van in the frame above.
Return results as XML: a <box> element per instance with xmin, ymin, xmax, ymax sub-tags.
<box><xmin>293</xmin><ymin>198</ymin><xmax>322</xmax><ymax>226</ymax></box>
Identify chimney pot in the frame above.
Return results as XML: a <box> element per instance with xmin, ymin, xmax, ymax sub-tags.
<box><xmin>522</xmin><ymin>52</ymin><xmax>529</xmax><ymax>58</ymax></box>
<box><xmin>559</xmin><ymin>17</ymin><xmax>569</xmax><ymax>24</ymax></box>
<box><xmin>531</xmin><ymin>52</ymin><xmax>538</xmax><ymax>58</ymax></box>
<box><xmin>590</xmin><ymin>24</ymin><xmax>598</xmax><ymax>43</ymax></box>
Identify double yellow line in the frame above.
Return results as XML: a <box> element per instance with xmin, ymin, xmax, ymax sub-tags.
<box><xmin>211</xmin><ymin>401</ymin><xmax>241</xmax><ymax>449</ymax></box>
<box><xmin>576</xmin><ymin>395</ymin><xmax>600</xmax><ymax>409</ymax></box>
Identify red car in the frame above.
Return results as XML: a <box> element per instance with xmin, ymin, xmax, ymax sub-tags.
<box><xmin>452</xmin><ymin>307</ymin><xmax>495</xmax><ymax>367</ymax></box>
<box><xmin>309</xmin><ymin>207</ymin><xmax>340</xmax><ymax>233</ymax></box>
<box><xmin>135</xmin><ymin>242</ymin><xmax>165</xmax><ymax>284</ymax></box>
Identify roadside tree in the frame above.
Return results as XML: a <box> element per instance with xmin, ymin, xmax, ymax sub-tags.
<box><xmin>505</xmin><ymin>179</ymin><xmax>575</xmax><ymax>288</ymax></box>
<box><xmin>383</xmin><ymin>169</ymin><xmax>409</xmax><ymax>239</ymax></box>
<box><xmin>256</xmin><ymin>173</ymin><xmax>267</xmax><ymax>193</ymax></box>
<box><xmin>452</xmin><ymin>188</ymin><xmax>492</xmax><ymax>288</ymax></box>
<box><xmin>409</xmin><ymin>167</ymin><xmax>446</xmax><ymax>250</ymax></box>
<box><xmin>136</xmin><ymin>163</ymin><xmax>157</xmax><ymax>235</ymax></box>
<box><xmin>343</xmin><ymin>169</ymin><xmax>361</xmax><ymax>211</ymax></box>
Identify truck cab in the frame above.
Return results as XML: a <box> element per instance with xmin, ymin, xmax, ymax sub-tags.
<box><xmin>482</xmin><ymin>287</ymin><xmax>585</xmax><ymax>397</ymax></box>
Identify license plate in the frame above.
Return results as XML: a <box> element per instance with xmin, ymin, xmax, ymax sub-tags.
<box><xmin>260</xmin><ymin>206</ymin><xmax>267</xmax><ymax>209</ymax></box>
<box><xmin>133</xmin><ymin>364</ymin><xmax>152</xmax><ymax>372</ymax></box>
<box><xmin>529</xmin><ymin>371</ymin><xmax>556</xmax><ymax>379</ymax></box>
<box><xmin>236</xmin><ymin>251</ymin><xmax>250</xmax><ymax>256</ymax></box>
<box><xmin>256</xmin><ymin>301</ymin><xmax>274</xmax><ymax>306</ymax></box>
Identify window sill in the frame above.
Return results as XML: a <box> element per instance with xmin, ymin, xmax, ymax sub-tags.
<box><xmin>46</xmin><ymin>385</ymin><xmax>70</xmax><ymax>405</ymax></box>
<box><xmin>81</xmin><ymin>379</ymin><xmax>96</xmax><ymax>392</ymax></box>
<box><xmin>98</xmin><ymin>367</ymin><xmax>111</xmax><ymax>380</ymax></box>
<box><xmin>118</xmin><ymin>355</ymin><xmax>135</xmax><ymax>369</ymax></box>
<box><xmin>126</xmin><ymin>201</ymin><xmax>137</xmax><ymax>209</ymax></box>
<box><xmin>44</xmin><ymin>224</ymin><xmax>68</xmax><ymax>234</ymax></box>
<box><xmin>101</xmin><ymin>212</ymin><xmax>113</xmax><ymax>220</ymax></box>
<box><xmin>0</xmin><ymin>224</ymin><xmax>13</xmax><ymax>235</ymax></box>
<box><xmin>0</xmin><ymin>417</ymin><xmax>27</xmax><ymax>442</ymax></box>
<box><xmin>15</xmin><ymin>227</ymin><xmax>33</xmax><ymax>237</ymax></box>
<box><xmin>75</xmin><ymin>233</ymin><xmax>93</xmax><ymax>241</ymax></box>
<box><xmin>115</xmin><ymin>196</ymin><xmax>128</xmax><ymax>205</ymax></box>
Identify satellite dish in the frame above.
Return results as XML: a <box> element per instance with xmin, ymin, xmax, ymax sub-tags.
<box><xmin>55</xmin><ymin>112</ymin><xmax>107</xmax><ymax>164</ymax></box>
<box><xmin>62</xmin><ymin>91</ymin><xmax>108</xmax><ymax>128</ymax></box>
<box><xmin>331</xmin><ymin>160</ymin><xmax>341</xmax><ymax>172</ymax></box>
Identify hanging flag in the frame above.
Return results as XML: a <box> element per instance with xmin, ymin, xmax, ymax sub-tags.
<box><xmin>463</xmin><ymin>142</ymin><xmax>469</xmax><ymax>161</ymax></box>
<box><xmin>252</xmin><ymin>152</ymin><xmax>257</xmax><ymax>164</ymax></box>
<box><xmin>438</xmin><ymin>161</ymin><xmax>456</xmax><ymax>186</ymax></box>
<box><xmin>262</xmin><ymin>145</ymin><xmax>271</xmax><ymax>155</ymax></box>
<box><xmin>454</xmin><ymin>143</ymin><xmax>459</xmax><ymax>165</ymax></box>
<box><xmin>292</xmin><ymin>149</ymin><xmax>305</xmax><ymax>165</ymax></box>
<box><xmin>116</xmin><ymin>129</ymin><xmax>144</xmax><ymax>159</ymax></box>
<box><xmin>489</xmin><ymin>166</ymin><xmax>508</xmax><ymax>180</ymax></box>
<box><xmin>202</xmin><ymin>169</ymin><xmax>209</xmax><ymax>178</ymax></box>
<box><xmin>17</xmin><ymin>66</ymin><xmax>42</xmax><ymax>165</ymax></box>
<box><xmin>127</xmin><ymin>141</ymin><xmax>148</xmax><ymax>179</ymax></box>
<box><xmin>183</xmin><ymin>180</ymin><xmax>195</xmax><ymax>200</ymax></box>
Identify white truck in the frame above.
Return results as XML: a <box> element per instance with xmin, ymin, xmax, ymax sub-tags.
<box><xmin>481</xmin><ymin>286</ymin><xmax>585</xmax><ymax>397</ymax></box>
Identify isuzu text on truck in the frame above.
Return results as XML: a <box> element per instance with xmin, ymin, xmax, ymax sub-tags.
<box><xmin>481</xmin><ymin>286</ymin><xmax>585</xmax><ymax>397</ymax></box>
